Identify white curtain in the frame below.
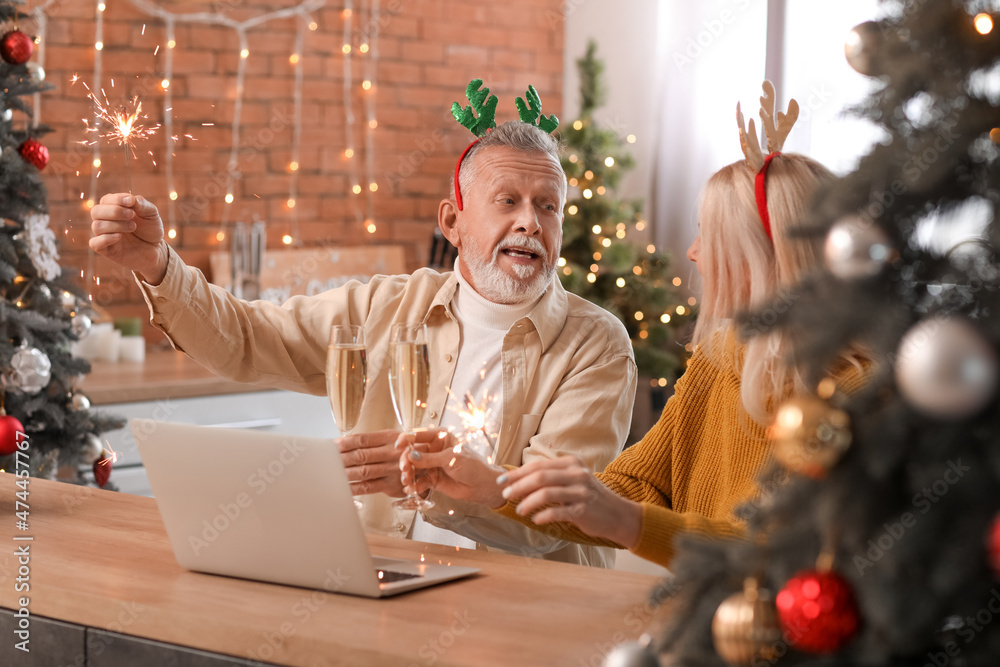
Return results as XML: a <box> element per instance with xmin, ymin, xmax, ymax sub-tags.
<box><xmin>648</xmin><ymin>0</ymin><xmax>769</xmax><ymax>294</ymax></box>
<box><xmin>565</xmin><ymin>0</ymin><xmax>884</xmax><ymax>294</ymax></box>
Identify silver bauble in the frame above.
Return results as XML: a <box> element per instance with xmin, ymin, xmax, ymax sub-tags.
<box><xmin>1</xmin><ymin>108</ymin><xmax>11</xmax><ymax>122</ymax></box>
<box><xmin>25</xmin><ymin>62</ymin><xmax>45</xmax><ymax>83</ymax></box>
<box><xmin>824</xmin><ymin>216</ymin><xmax>895</xmax><ymax>280</ymax></box>
<box><xmin>71</xmin><ymin>312</ymin><xmax>92</xmax><ymax>338</ymax></box>
<box><xmin>9</xmin><ymin>346</ymin><xmax>52</xmax><ymax>394</ymax></box>
<box><xmin>71</xmin><ymin>392</ymin><xmax>91</xmax><ymax>411</ymax></box>
<box><xmin>603</xmin><ymin>641</ymin><xmax>659</xmax><ymax>667</ymax></box>
<box><xmin>845</xmin><ymin>21</ymin><xmax>883</xmax><ymax>76</ymax></box>
<box><xmin>80</xmin><ymin>433</ymin><xmax>104</xmax><ymax>465</ymax></box>
<box><xmin>896</xmin><ymin>316</ymin><xmax>999</xmax><ymax>420</ymax></box>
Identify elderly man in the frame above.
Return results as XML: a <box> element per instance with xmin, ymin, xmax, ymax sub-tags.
<box><xmin>89</xmin><ymin>121</ymin><xmax>637</xmax><ymax>568</ymax></box>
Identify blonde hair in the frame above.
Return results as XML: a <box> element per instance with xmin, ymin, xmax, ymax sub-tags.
<box><xmin>692</xmin><ymin>153</ymin><xmax>835</xmax><ymax>424</ymax></box>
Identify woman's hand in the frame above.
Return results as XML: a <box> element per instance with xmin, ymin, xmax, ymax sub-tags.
<box><xmin>397</xmin><ymin>430</ymin><xmax>507</xmax><ymax>509</ymax></box>
<box><xmin>499</xmin><ymin>456</ymin><xmax>642</xmax><ymax>549</ymax></box>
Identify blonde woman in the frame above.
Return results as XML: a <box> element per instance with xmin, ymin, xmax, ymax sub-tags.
<box><xmin>400</xmin><ymin>85</ymin><xmax>869</xmax><ymax>569</ymax></box>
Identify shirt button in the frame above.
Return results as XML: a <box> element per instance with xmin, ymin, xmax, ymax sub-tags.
<box><xmin>392</xmin><ymin>522</ymin><xmax>405</xmax><ymax>532</ymax></box>
<box><xmin>429</xmin><ymin>410</ymin><xmax>438</xmax><ymax>419</ymax></box>
<box><xmin>444</xmin><ymin>354</ymin><xmax>453</xmax><ymax>363</ymax></box>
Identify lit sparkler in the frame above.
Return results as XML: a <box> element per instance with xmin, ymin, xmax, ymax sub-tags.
<box><xmin>446</xmin><ymin>387</ymin><xmax>499</xmax><ymax>464</ymax></box>
<box><xmin>79</xmin><ymin>80</ymin><xmax>160</xmax><ymax>194</ymax></box>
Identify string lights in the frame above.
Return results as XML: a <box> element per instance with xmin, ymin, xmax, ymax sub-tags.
<box><xmin>77</xmin><ymin>0</ymin><xmax>381</xmax><ymax>253</ymax></box>
<box><xmin>31</xmin><ymin>1</ymin><xmax>58</xmax><ymax>129</ymax></box>
<box><xmin>342</xmin><ymin>1</ymin><xmax>363</xmax><ymax>230</ymax></box>
<box><xmin>361</xmin><ymin>0</ymin><xmax>381</xmax><ymax>234</ymax></box>
<box><xmin>286</xmin><ymin>12</ymin><xmax>307</xmax><ymax>240</ymax></box>
<box><xmin>162</xmin><ymin>16</ymin><xmax>177</xmax><ymax>238</ymax></box>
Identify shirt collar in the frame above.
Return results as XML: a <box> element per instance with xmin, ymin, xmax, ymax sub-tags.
<box><xmin>524</xmin><ymin>274</ymin><xmax>568</xmax><ymax>353</ymax></box>
<box><xmin>428</xmin><ymin>262</ymin><xmax>569</xmax><ymax>353</ymax></box>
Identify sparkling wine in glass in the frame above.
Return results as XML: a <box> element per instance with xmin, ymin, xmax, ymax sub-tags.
<box><xmin>388</xmin><ymin>322</ymin><xmax>433</xmax><ymax>510</ymax></box>
<box><xmin>327</xmin><ymin>324</ymin><xmax>367</xmax><ymax>510</ymax></box>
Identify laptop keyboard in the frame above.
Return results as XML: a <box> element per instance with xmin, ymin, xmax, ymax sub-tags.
<box><xmin>377</xmin><ymin>569</ymin><xmax>423</xmax><ymax>584</ymax></box>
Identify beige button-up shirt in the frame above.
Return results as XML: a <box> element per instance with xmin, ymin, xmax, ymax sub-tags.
<box><xmin>137</xmin><ymin>247</ymin><xmax>637</xmax><ymax>568</ymax></box>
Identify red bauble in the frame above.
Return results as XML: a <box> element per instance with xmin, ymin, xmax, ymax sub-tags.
<box><xmin>18</xmin><ymin>138</ymin><xmax>49</xmax><ymax>170</ymax></box>
<box><xmin>93</xmin><ymin>452</ymin><xmax>113</xmax><ymax>488</ymax></box>
<box><xmin>989</xmin><ymin>514</ymin><xmax>1000</xmax><ymax>579</ymax></box>
<box><xmin>0</xmin><ymin>414</ymin><xmax>25</xmax><ymax>456</ymax></box>
<box><xmin>776</xmin><ymin>570</ymin><xmax>860</xmax><ymax>653</ymax></box>
<box><xmin>1</xmin><ymin>30</ymin><xmax>33</xmax><ymax>65</ymax></box>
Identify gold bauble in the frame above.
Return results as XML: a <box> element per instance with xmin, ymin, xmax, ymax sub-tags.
<box><xmin>771</xmin><ymin>395</ymin><xmax>851</xmax><ymax>478</ymax></box>
<box><xmin>845</xmin><ymin>21</ymin><xmax>883</xmax><ymax>76</ymax></box>
<box><xmin>712</xmin><ymin>587</ymin><xmax>782</xmax><ymax>666</ymax></box>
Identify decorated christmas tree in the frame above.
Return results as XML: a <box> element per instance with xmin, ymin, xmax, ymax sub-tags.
<box><xmin>559</xmin><ymin>41</ymin><xmax>693</xmax><ymax>384</ymax></box>
<box><xmin>0</xmin><ymin>0</ymin><xmax>122</xmax><ymax>484</ymax></box>
<box><xmin>607</xmin><ymin>2</ymin><xmax>1000</xmax><ymax>666</ymax></box>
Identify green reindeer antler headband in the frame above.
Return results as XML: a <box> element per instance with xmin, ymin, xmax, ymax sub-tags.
<box><xmin>452</xmin><ymin>79</ymin><xmax>559</xmax><ymax>210</ymax></box>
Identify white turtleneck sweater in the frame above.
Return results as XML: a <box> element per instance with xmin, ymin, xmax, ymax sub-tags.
<box><xmin>410</xmin><ymin>261</ymin><xmax>539</xmax><ymax>548</ymax></box>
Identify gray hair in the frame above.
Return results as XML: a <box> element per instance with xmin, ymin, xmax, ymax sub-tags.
<box><xmin>450</xmin><ymin>121</ymin><xmax>564</xmax><ymax>201</ymax></box>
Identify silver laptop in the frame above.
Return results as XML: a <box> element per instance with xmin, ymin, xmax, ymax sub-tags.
<box><xmin>131</xmin><ymin>418</ymin><xmax>479</xmax><ymax>597</ymax></box>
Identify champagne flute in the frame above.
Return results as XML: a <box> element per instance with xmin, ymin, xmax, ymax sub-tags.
<box><xmin>388</xmin><ymin>322</ymin><xmax>434</xmax><ymax>510</ymax></box>
<box><xmin>327</xmin><ymin>324</ymin><xmax>367</xmax><ymax>510</ymax></box>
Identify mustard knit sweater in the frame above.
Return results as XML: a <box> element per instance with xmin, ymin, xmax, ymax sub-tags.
<box><xmin>494</xmin><ymin>330</ymin><xmax>866</xmax><ymax>569</ymax></box>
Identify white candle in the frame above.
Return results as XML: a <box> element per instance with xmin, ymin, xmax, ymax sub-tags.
<box><xmin>118</xmin><ymin>336</ymin><xmax>146</xmax><ymax>363</ymax></box>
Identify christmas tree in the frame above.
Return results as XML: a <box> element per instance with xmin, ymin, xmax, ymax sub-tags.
<box><xmin>559</xmin><ymin>41</ymin><xmax>693</xmax><ymax>384</ymax></box>
<box><xmin>0</xmin><ymin>0</ymin><xmax>122</xmax><ymax>484</ymax></box>
<box><xmin>612</xmin><ymin>2</ymin><xmax>1000</xmax><ymax>666</ymax></box>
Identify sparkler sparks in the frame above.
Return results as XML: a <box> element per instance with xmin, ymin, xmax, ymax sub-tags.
<box><xmin>87</xmin><ymin>95</ymin><xmax>159</xmax><ymax>154</ymax></box>
<box><xmin>446</xmin><ymin>387</ymin><xmax>499</xmax><ymax>465</ymax></box>
<box><xmin>77</xmin><ymin>77</ymin><xmax>161</xmax><ymax>193</ymax></box>
<box><xmin>99</xmin><ymin>443</ymin><xmax>119</xmax><ymax>466</ymax></box>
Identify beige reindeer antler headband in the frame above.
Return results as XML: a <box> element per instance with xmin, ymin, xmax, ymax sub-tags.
<box><xmin>736</xmin><ymin>81</ymin><xmax>799</xmax><ymax>240</ymax></box>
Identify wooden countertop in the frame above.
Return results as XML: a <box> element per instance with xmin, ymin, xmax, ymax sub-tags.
<box><xmin>0</xmin><ymin>477</ymin><xmax>663</xmax><ymax>666</ymax></box>
<box><xmin>81</xmin><ymin>349</ymin><xmax>266</xmax><ymax>405</ymax></box>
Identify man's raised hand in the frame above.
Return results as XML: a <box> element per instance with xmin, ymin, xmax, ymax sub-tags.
<box><xmin>89</xmin><ymin>193</ymin><xmax>169</xmax><ymax>285</ymax></box>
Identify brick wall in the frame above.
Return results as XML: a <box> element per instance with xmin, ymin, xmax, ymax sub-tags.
<box><xmin>37</xmin><ymin>0</ymin><xmax>564</xmax><ymax>328</ymax></box>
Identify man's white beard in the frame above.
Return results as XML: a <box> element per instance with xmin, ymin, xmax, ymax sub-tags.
<box><xmin>462</xmin><ymin>237</ymin><xmax>555</xmax><ymax>305</ymax></box>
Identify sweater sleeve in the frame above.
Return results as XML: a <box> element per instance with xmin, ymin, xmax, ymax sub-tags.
<box><xmin>491</xmin><ymin>341</ymin><xmax>749</xmax><ymax>566</ymax></box>
<box><xmin>630</xmin><ymin>503</ymin><xmax>746</xmax><ymax>568</ymax></box>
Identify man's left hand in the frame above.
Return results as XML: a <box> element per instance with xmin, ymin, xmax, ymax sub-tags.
<box><xmin>339</xmin><ymin>430</ymin><xmax>406</xmax><ymax>497</ymax></box>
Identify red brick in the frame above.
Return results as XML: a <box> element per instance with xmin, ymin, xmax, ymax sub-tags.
<box><xmin>186</xmin><ymin>75</ymin><xmax>236</xmax><ymax>99</ymax></box>
<box><xmin>379</xmin><ymin>60</ymin><xmax>423</xmax><ymax>85</ymax></box>
<box><xmin>46</xmin><ymin>19</ymin><xmax>73</xmax><ymax>44</ymax></box>
<box><xmin>101</xmin><ymin>22</ymin><xmax>134</xmax><ymax>48</ymax></box>
<box><xmin>493</xmin><ymin>49</ymin><xmax>534</xmax><ymax>71</ymax></box>
<box><xmin>46</xmin><ymin>46</ymin><xmax>97</xmax><ymax>68</ymax></box>
<box><xmin>68</xmin><ymin>21</ymin><xmax>99</xmax><ymax>45</ymax></box>
<box><xmin>245</xmin><ymin>24</ymin><xmax>298</xmax><ymax>54</ymax></box>
<box><xmin>371</xmin><ymin>36</ymin><xmax>402</xmax><ymax>61</ymax></box>
<box><xmin>187</xmin><ymin>27</ymin><xmax>237</xmax><ymax>51</ymax></box>
<box><xmin>380</xmin><ymin>15</ymin><xmax>421</xmax><ymax>40</ymax></box>
<box><xmin>393</xmin><ymin>39</ymin><xmax>444</xmax><ymax>64</ymax></box>
<box><xmin>298</xmin><ymin>173</ymin><xmax>348</xmax><ymax>195</ymax></box>
<box><xmin>301</xmin><ymin>79</ymin><xmax>347</xmax><ymax>102</ymax></box>
<box><xmin>171</xmin><ymin>50</ymin><xmax>218</xmax><ymax>75</ymax></box>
